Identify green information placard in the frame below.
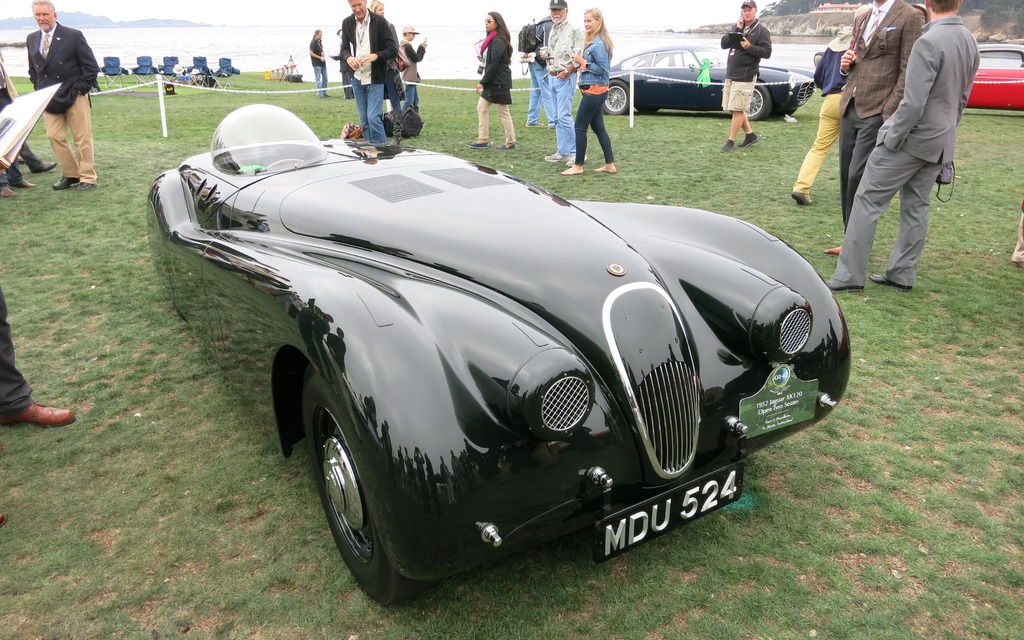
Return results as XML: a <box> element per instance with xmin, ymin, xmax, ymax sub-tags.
<box><xmin>739</xmin><ymin>364</ymin><xmax>819</xmax><ymax>438</ymax></box>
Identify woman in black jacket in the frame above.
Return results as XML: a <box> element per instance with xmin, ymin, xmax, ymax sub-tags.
<box><xmin>468</xmin><ymin>12</ymin><xmax>516</xmax><ymax>150</ymax></box>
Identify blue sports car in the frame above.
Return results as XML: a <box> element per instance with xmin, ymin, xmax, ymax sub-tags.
<box><xmin>604</xmin><ymin>45</ymin><xmax>816</xmax><ymax>121</ymax></box>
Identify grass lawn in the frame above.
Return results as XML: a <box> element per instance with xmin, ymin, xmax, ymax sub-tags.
<box><xmin>0</xmin><ymin>73</ymin><xmax>1021</xmax><ymax>639</ymax></box>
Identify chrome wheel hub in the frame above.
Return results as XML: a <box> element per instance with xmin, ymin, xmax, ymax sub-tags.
<box><xmin>322</xmin><ymin>436</ymin><xmax>365</xmax><ymax>530</ymax></box>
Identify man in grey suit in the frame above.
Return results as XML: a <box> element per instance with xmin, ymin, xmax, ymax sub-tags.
<box><xmin>826</xmin><ymin>0</ymin><xmax>980</xmax><ymax>293</ymax></box>
<box><xmin>825</xmin><ymin>0</ymin><xmax>924</xmax><ymax>255</ymax></box>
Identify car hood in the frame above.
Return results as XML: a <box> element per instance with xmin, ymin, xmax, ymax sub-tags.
<box><xmin>263</xmin><ymin>145</ymin><xmax>664</xmax><ymax>349</ymax></box>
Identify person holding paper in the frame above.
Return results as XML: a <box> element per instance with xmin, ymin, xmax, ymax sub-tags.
<box><xmin>720</xmin><ymin>0</ymin><xmax>772</xmax><ymax>153</ymax></box>
<box><xmin>0</xmin><ymin>49</ymin><xmax>55</xmax><ymax>177</ymax></box>
<box><xmin>26</xmin><ymin>0</ymin><xmax>99</xmax><ymax>192</ymax></box>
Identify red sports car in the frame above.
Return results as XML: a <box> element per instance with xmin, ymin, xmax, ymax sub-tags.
<box><xmin>968</xmin><ymin>44</ymin><xmax>1024</xmax><ymax>111</ymax></box>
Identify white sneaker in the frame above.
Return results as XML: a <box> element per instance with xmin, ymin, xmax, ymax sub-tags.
<box><xmin>544</xmin><ymin>153</ymin><xmax>571</xmax><ymax>163</ymax></box>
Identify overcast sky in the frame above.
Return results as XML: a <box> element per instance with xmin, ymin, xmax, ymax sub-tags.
<box><xmin>1</xmin><ymin>1</ymin><xmax>745</xmax><ymax>30</ymax></box>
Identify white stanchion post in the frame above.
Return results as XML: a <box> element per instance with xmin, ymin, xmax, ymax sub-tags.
<box><xmin>629</xmin><ymin>67</ymin><xmax>635</xmax><ymax>129</ymax></box>
<box><xmin>157</xmin><ymin>74</ymin><xmax>168</xmax><ymax>138</ymax></box>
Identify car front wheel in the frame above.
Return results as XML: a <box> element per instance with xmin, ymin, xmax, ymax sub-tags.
<box><xmin>603</xmin><ymin>80</ymin><xmax>630</xmax><ymax>116</ymax></box>
<box><xmin>746</xmin><ymin>85</ymin><xmax>773</xmax><ymax>121</ymax></box>
<box><xmin>302</xmin><ymin>366</ymin><xmax>428</xmax><ymax>604</ymax></box>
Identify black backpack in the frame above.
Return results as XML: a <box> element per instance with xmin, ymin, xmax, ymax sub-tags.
<box><xmin>518</xmin><ymin>22</ymin><xmax>539</xmax><ymax>54</ymax></box>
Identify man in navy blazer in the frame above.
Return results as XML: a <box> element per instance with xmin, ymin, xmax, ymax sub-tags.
<box><xmin>26</xmin><ymin>0</ymin><xmax>99</xmax><ymax>191</ymax></box>
<box><xmin>826</xmin><ymin>0</ymin><xmax>980</xmax><ymax>293</ymax></box>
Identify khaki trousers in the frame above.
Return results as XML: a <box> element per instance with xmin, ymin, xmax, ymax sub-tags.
<box><xmin>43</xmin><ymin>93</ymin><xmax>96</xmax><ymax>184</ymax></box>
<box><xmin>476</xmin><ymin>97</ymin><xmax>515</xmax><ymax>146</ymax></box>
<box><xmin>793</xmin><ymin>93</ymin><xmax>841</xmax><ymax>195</ymax></box>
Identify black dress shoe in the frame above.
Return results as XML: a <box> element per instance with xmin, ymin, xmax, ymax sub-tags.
<box><xmin>825</xmin><ymin>280</ymin><xmax>864</xmax><ymax>293</ymax></box>
<box><xmin>52</xmin><ymin>177</ymin><xmax>80</xmax><ymax>190</ymax></box>
<box><xmin>868</xmin><ymin>274</ymin><xmax>912</xmax><ymax>291</ymax></box>
<box><xmin>29</xmin><ymin>161</ymin><xmax>58</xmax><ymax>174</ymax></box>
<box><xmin>75</xmin><ymin>182</ymin><xmax>97</xmax><ymax>191</ymax></box>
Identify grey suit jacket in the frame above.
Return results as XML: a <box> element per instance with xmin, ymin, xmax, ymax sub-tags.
<box><xmin>840</xmin><ymin>0</ymin><xmax>925</xmax><ymax>120</ymax></box>
<box><xmin>879</xmin><ymin>17</ymin><xmax>980</xmax><ymax>164</ymax></box>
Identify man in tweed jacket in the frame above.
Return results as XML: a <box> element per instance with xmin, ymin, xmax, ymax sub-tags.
<box><xmin>828</xmin><ymin>0</ymin><xmax>924</xmax><ymax>254</ymax></box>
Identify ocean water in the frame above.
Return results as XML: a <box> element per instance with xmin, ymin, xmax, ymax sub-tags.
<box><xmin>0</xmin><ymin>24</ymin><xmax>826</xmax><ymax>81</ymax></box>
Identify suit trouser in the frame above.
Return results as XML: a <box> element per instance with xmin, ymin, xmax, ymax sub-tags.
<box><xmin>793</xmin><ymin>93</ymin><xmax>841</xmax><ymax>195</ymax></box>
<box><xmin>831</xmin><ymin>144</ymin><xmax>940</xmax><ymax>288</ymax></box>
<box><xmin>43</xmin><ymin>92</ymin><xmax>96</xmax><ymax>184</ymax></box>
<box><xmin>839</xmin><ymin>98</ymin><xmax>883</xmax><ymax>229</ymax></box>
<box><xmin>0</xmin><ymin>283</ymin><xmax>33</xmax><ymax>420</ymax></box>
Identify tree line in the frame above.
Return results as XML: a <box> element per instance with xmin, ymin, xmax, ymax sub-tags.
<box><xmin>762</xmin><ymin>0</ymin><xmax>1022</xmax><ymax>37</ymax></box>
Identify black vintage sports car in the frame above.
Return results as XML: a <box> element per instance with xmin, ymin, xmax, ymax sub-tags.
<box><xmin>604</xmin><ymin>45</ymin><xmax>816</xmax><ymax>120</ymax></box>
<box><xmin>148</xmin><ymin>105</ymin><xmax>850</xmax><ymax>604</ymax></box>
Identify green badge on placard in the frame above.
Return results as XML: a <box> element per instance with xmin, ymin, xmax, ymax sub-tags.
<box><xmin>739</xmin><ymin>364</ymin><xmax>819</xmax><ymax>438</ymax></box>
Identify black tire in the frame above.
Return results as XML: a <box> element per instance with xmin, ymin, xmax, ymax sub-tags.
<box><xmin>302</xmin><ymin>367</ymin><xmax>428</xmax><ymax>604</ymax></box>
<box><xmin>746</xmin><ymin>85</ymin><xmax>773</xmax><ymax>121</ymax></box>
<box><xmin>603</xmin><ymin>80</ymin><xmax>630</xmax><ymax>116</ymax></box>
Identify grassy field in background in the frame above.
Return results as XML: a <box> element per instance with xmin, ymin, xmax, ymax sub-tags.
<box><xmin>0</xmin><ymin>73</ymin><xmax>1021</xmax><ymax>639</ymax></box>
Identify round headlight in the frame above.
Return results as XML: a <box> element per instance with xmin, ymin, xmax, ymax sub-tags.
<box><xmin>507</xmin><ymin>349</ymin><xmax>594</xmax><ymax>440</ymax></box>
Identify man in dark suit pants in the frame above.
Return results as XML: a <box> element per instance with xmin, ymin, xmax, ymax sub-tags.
<box><xmin>338</xmin><ymin>0</ymin><xmax>398</xmax><ymax>145</ymax></box>
<box><xmin>826</xmin><ymin>0</ymin><xmax>980</xmax><ymax>293</ymax></box>
<box><xmin>826</xmin><ymin>0</ymin><xmax>924</xmax><ymax>255</ymax></box>
<box><xmin>27</xmin><ymin>0</ymin><xmax>99</xmax><ymax>192</ymax></box>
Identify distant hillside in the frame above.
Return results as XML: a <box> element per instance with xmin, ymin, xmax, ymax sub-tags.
<box><xmin>689</xmin><ymin>10</ymin><xmax>1022</xmax><ymax>42</ymax></box>
<box><xmin>0</xmin><ymin>11</ymin><xmax>208</xmax><ymax>29</ymax></box>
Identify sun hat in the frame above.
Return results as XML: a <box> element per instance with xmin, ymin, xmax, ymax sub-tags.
<box><xmin>827</xmin><ymin>26</ymin><xmax>854</xmax><ymax>52</ymax></box>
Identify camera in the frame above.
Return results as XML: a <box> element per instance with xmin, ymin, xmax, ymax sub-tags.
<box><xmin>936</xmin><ymin>163</ymin><xmax>953</xmax><ymax>185</ymax></box>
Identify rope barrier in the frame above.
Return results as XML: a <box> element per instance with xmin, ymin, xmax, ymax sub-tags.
<box><xmin>88</xmin><ymin>73</ymin><xmax>1024</xmax><ymax>138</ymax></box>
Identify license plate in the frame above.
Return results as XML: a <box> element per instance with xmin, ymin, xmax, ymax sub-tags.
<box><xmin>593</xmin><ymin>463</ymin><xmax>744</xmax><ymax>562</ymax></box>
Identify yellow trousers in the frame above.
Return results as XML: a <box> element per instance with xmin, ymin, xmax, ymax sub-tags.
<box><xmin>792</xmin><ymin>92</ymin><xmax>841</xmax><ymax>196</ymax></box>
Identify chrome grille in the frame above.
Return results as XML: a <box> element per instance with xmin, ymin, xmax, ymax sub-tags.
<box><xmin>540</xmin><ymin>376</ymin><xmax>590</xmax><ymax>432</ymax></box>
<box><xmin>635</xmin><ymin>361</ymin><xmax>701</xmax><ymax>476</ymax></box>
<box><xmin>779</xmin><ymin>308</ymin><xmax>812</xmax><ymax>355</ymax></box>
<box><xmin>796</xmin><ymin>82</ymin><xmax>815</xmax><ymax>105</ymax></box>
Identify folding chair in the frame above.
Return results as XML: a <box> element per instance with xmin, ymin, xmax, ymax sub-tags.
<box><xmin>100</xmin><ymin>56</ymin><xmax>129</xmax><ymax>89</ymax></box>
<box><xmin>132</xmin><ymin>56</ymin><xmax>156</xmax><ymax>84</ymax></box>
<box><xmin>214</xmin><ymin>57</ymin><xmax>240</xmax><ymax>88</ymax></box>
<box><xmin>160</xmin><ymin>56</ymin><xmax>179</xmax><ymax>76</ymax></box>
<box><xmin>189</xmin><ymin>56</ymin><xmax>217</xmax><ymax>87</ymax></box>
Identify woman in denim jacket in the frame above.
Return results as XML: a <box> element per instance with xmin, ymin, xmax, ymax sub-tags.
<box><xmin>562</xmin><ymin>8</ymin><xmax>616</xmax><ymax>176</ymax></box>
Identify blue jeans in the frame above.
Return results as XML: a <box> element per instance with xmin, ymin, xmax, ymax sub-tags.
<box><xmin>527</xmin><ymin>61</ymin><xmax>554</xmax><ymax>126</ymax></box>
<box><xmin>313</xmin><ymin>65</ymin><xmax>327</xmax><ymax>96</ymax></box>
<box><xmin>574</xmin><ymin>91</ymin><xmax>614</xmax><ymax>167</ymax></box>
<box><xmin>402</xmin><ymin>84</ymin><xmax>419</xmax><ymax>112</ymax></box>
<box><xmin>383</xmin><ymin>75</ymin><xmax>401</xmax><ymax>112</ymax></box>
<box><xmin>551</xmin><ymin>74</ymin><xmax>577</xmax><ymax>156</ymax></box>
<box><xmin>352</xmin><ymin>78</ymin><xmax>386</xmax><ymax>144</ymax></box>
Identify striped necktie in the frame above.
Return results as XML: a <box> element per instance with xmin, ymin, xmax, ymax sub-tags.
<box><xmin>42</xmin><ymin>33</ymin><xmax>50</xmax><ymax>59</ymax></box>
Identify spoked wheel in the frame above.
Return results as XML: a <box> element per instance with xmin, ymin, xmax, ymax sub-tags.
<box><xmin>745</xmin><ymin>85</ymin><xmax>773</xmax><ymax>121</ymax></box>
<box><xmin>603</xmin><ymin>81</ymin><xmax>630</xmax><ymax>116</ymax></box>
<box><xmin>302</xmin><ymin>367</ymin><xmax>428</xmax><ymax>604</ymax></box>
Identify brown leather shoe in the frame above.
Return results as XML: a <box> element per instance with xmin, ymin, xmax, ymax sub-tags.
<box><xmin>0</xmin><ymin>187</ymin><xmax>15</xmax><ymax>197</ymax></box>
<box><xmin>823</xmin><ymin>245</ymin><xmax>842</xmax><ymax>256</ymax></box>
<box><xmin>10</xmin><ymin>180</ymin><xmax>36</xmax><ymax>189</ymax></box>
<box><xmin>0</xmin><ymin>403</ymin><xmax>76</xmax><ymax>427</ymax></box>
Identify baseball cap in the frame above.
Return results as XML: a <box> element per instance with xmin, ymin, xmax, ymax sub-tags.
<box><xmin>741</xmin><ymin>1</ymin><xmax>756</xmax><ymax>8</ymax></box>
<box><xmin>550</xmin><ymin>0</ymin><xmax>568</xmax><ymax>10</ymax></box>
<box><xmin>402</xmin><ymin>25</ymin><xmax>419</xmax><ymax>34</ymax></box>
